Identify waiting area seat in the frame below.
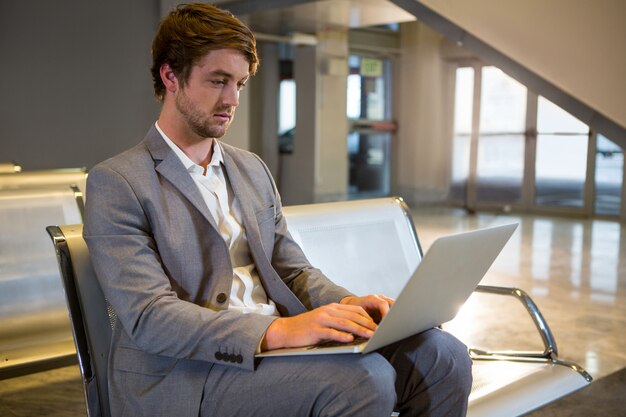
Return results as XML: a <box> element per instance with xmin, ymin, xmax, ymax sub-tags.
<box><xmin>0</xmin><ymin>169</ymin><xmax>87</xmax><ymax>379</ymax></box>
<box><xmin>282</xmin><ymin>197</ymin><xmax>591</xmax><ymax>416</ymax></box>
<box><xmin>48</xmin><ymin>197</ymin><xmax>591</xmax><ymax>416</ymax></box>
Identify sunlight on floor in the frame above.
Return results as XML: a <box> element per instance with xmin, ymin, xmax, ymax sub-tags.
<box><xmin>411</xmin><ymin>207</ymin><xmax>626</xmax><ymax>379</ymax></box>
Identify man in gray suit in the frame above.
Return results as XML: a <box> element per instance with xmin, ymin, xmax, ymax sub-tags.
<box><xmin>84</xmin><ymin>3</ymin><xmax>472</xmax><ymax>417</ymax></box>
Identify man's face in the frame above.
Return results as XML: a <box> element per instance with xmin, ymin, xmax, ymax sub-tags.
<box><xmin>174</xmin><ymin>49</ymin><xmax>250</xmax><ymax>140</ymax></box>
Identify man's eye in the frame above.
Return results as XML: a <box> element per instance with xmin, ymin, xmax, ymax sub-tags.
<box><xmin>212</xmin><ymin>80</ymin><xmax>226</xmax><ymax>86</ymax></box>
<box><xmin>237</xmin><ymin>82</ymin><xmax>247</xmax><ymax>90</ymax></box>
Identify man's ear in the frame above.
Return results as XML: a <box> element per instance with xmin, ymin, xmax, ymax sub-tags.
<box><xmin>160</xmin><ymin>63</ymin><xmax>178</xmax><ymax>93</ymax></box>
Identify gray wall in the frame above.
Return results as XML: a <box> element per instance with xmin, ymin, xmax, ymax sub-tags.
<box><xmin>0</xmin><ymin>1</ymin><xmax>161</xmax><ymax>170</ymax></box>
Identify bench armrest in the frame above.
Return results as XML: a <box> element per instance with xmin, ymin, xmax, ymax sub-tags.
<box><xmin>470</xmin><ymin>285</ymin><xmax>558</xmax><ymax>360</ymax></box>
<box><xmin>469</xmin><ymin>285</ymin><xmax>593</xmax><ymax>382</ymax></box>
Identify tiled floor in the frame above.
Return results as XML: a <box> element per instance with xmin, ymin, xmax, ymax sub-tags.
<box><xmin>1</xmin><ymin>207</ymin><xmax>624</xmax><ymax>415</ymax></box>
<box><xmin>0</xmin><ymin>365</ymin><xmax>85</xmax><ymax>416</ymax></box>
<box><xmin>411</xmin><ymin>207</ymin><xmax>626</xmax><ymax>380</ymax></box>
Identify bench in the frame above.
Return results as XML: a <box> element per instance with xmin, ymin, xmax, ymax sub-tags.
<box><xmin>47</xmin><ymin>197</ymin><xmax>591</xmax><ymax>416</ymax></box>
<box><xmin>282</xmin><ymin>197</ymin><xmax>591</xmax><ymax>416</ymax></box>
<box><xmin>0</xmin><ymin>169</ymin><xmax>87</xmax><ymax>379</ymax></box>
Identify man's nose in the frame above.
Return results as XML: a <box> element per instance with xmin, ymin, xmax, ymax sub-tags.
<box><xmin>222</xmin><ymin>84</ymin><xmax>240</xmax><ymax>107</ymax></box>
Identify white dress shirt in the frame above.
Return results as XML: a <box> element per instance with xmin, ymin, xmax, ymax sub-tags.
<box><xmin>156</xmin><ymin>122</ymin><xmax>278</xmax><ymax>316</ymax></box>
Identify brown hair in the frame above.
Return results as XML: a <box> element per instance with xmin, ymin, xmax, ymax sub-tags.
<box><xmin>151</xmin><ymin>3</ymin><xmax>259</xmax><ymax>101</ymax></box>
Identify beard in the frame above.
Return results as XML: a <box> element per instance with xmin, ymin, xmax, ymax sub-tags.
<box><xmin>175</xmin><ymin>88</ymin><xmax>233</xmax><ymax>139</ymax></box>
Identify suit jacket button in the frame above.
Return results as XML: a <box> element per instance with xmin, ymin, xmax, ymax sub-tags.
<box><xmin>215</xmin><ymin>352</ymin><xmax>223</xmax><ymax>361</ymax></box>
<box><xmin>216</xmin><ymin>293</ymin><xmax>227</xmax><ymax>303</ymax></box>
<box><xmin>236</xmin><ymin>355</ymin><xmax>243</xmax><ymax>363</ymax></box>
<box><xmin>229</xmin><ymin>354</ymin><xmax>237</xmax><ymax>363</ymax></box>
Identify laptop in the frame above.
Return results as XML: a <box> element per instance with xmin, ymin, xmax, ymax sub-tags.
<box><xmin>256</xmin><ymin>222</ymin><xmax>518</xmax><ymax>357</ymax></box>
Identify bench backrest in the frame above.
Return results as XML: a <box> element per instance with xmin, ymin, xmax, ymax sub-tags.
<box><xmin>283</xmin><ymin>197</ymin><xmax>422</xmax><ymax>298</ymax></box>
<box><xmin>0</xmin><ymin>188</ymin><xmax>83</xmax><ymax>325</ymax></box>
<box><xmin>0</xmin><ymin>168</ymin><xmax>87</xmax><ymax>196</ymax></box>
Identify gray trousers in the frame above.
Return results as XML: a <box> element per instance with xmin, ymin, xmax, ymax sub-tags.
<box><xmin>200</xmin><ymin>328</ymin><xmax>473</xmax><ymax>417</ymax></box>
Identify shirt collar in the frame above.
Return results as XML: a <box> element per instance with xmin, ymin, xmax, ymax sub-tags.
<box><xmin>155</xmin><ymin>121</ymin><xmax>224</xmax><ymax>173</ymax></box>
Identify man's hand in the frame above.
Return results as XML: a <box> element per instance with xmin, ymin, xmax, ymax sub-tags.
<box><xmin>260</xmin><ymin>294</ymin><xmax>394</xmax><ymax>352</ymax></box>
<box><xmin>339</xmin><ymin>294</ymin><xmax>394</xmax><ymax>324</ymax></box>
<box><xmin>261</xmin><ymin>302</ymin><xmax>378</xmax><ymax>351</ymax></box>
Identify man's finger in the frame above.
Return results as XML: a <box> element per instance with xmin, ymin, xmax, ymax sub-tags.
<box><xmin>316</xmin><ymin>309</ymin><xmax>377</xmax><ymax>338</ymax></box>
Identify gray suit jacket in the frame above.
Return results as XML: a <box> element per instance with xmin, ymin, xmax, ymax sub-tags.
<box><xmin>83</xmin><ymin>126</ymin><xmax>352</xmax><ymax>417</ymax></box>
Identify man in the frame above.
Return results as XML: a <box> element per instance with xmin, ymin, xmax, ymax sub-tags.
<box><xmin>84</xmin><ymin>3</ymin><xmax>472</xmax><ymax>417</ymax></box>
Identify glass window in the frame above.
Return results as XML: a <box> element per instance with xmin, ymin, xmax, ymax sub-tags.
<box><xmin>346</xmin><ymin>55</ymin><xmax>390</xmax><ymax>121</ymax></box>
<box><xmin>450</xmin><ymin>67</ymin><xmax>474</xmax><ymax>201</ymax></box>
<box><xmin>278</xmin><ymin>79</ymin><xmax>296</xmax><ymax>135</ymax></box>
<box><xmin>448</xmin><ymin>63</ymin><xmax>622</xmax><ymax>218</ymax></box>
<box><xmin>535</xmin><ymin>97</ymin><xmax>589</xmax><ymax>208</ymax></box>
<box><xmin>480</xmin><ymin>67</ymin><xmax>527</xmax><ymax>133</ymax></box>
<box><xmin>347</xmin><ymin>72</ymin><xmax>362</xmax><ymax>120</ymax></box>
<box><xmin>347</xmin><ymin>54</ymin><xmax>393</xmax><ymax>198</ymax></box>
<box><xmin>476</xmin><ymin>67</ymin><xmax>526</xmax><ymax>203</ymax></box>
<box><xmin>595</xmin><ymin>134</ymin><xmax>623</xmax><ymax>216</ymax></box>
<box><xmin>278</xmin><ymin>79</ymin><xmax>296</xmax><ymax>154</ymax></box>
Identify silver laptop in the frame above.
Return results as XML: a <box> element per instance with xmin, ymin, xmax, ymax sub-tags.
<box><xmin>256</xmin><ymin>223</ymin><xmax>517</xmax><ymax>357</ymax></box>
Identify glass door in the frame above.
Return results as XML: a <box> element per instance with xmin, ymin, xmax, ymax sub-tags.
<box><xmin>594</xmin><ymin>134</ymin><xmax>624</xmax><ymax>216</ymax></box>
<box><xmin>449</xmin><ymin>67</ymin><xmax>474</xmax><ymax>203</ymax></box>
<box><xmin>475</xmin><ymin>67</ymin><xmax>527</xmax><ymax>206</ymax></box>
<box><xmin>346</xmin><ymin>55</ymin><xmax>394</xmax><ymax>198</ymax></box>
<box><xmin>449</xmin><ymin>65</ymin><xmax>623</xmax><ymax>219</ymax></box>
<box><xmin>450</xmin><ymin>65</ymin><xmax>528</xmax><ymax>210</ymax></box>
<box><xmin>535</xmin><ymin>96</ymin><xmax>590</xmax><ymax>209</ymax></box>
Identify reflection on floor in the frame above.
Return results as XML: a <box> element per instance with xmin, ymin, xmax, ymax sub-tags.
<box><xmin>410</xmin><ymin>207</ymin><xmax>626</xmax><ymax>381</ymax></box>
<box><xmin>0</xmin><ymin>365</ymin><xmax>85</xmax><ymax>416</ymax></box>
<box><xmin>0</xmin><ymin>207</ymin><xmax>624</xmax><ymax>415</ymax></box>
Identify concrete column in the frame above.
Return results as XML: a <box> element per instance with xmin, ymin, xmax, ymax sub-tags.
<box><xmin>315</xmin><ymin>31</ymin><xmax>349</xmax><ymax>202</ymax></box>
<box><xmin>279</xmin><ymin>30</ymin><xmax>349</xmax><ymax>205</ymax></box>
<box><xmin>280</xmin><ymin>45</ymin><xmax>317</xmax><ymax>205</ymax></box>
<box><xmin>394</xmin><ymin>21</ymin><xmax>451</xmax><ymax>205</ymax></box>
<box><xmin>249</xmin><ymin>42</ymin><xmax>280</xmax><ymax>177</ymax></box>
<box><xmin>224</xmin><ymin>83</ymin><xmax>251</xmax><ymax>150</ymax></box>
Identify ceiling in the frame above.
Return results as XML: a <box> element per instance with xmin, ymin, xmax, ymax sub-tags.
<box><xmin>213</xmin><ymin>0</ymin><xmax>416</xmax><ymax>35</ymax></box>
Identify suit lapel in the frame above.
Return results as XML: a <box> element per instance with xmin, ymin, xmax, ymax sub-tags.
<box><xmin>143</xmin><ymin>126</ymin><xmax>219</xmax><ymax>232</ymax></box>
<box><xmin>144</xmin><ymin>128</ymin><xmax>305</xmax><ymax>316</ymax></box>
<box><xmin>222</xmin><ymin>147</ymin><xmax>306</xmax><ymax>316</ymax></box>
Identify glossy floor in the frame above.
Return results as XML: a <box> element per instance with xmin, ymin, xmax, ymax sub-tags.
<box><xmin>411</xmin><ymin>206</ymin><xmax>626</xmax><ymax>380</ymax></box>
